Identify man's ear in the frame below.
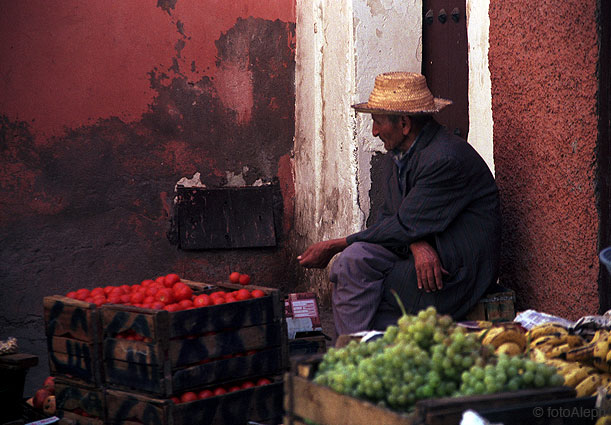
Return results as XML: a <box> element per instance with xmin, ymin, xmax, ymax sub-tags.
<box><xmin>400</xmin><ymin>116</ymin><xmax>411</xmax><ymax>136</ymax></box>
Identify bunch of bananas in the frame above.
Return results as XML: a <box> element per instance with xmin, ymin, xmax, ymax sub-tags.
<box><xmin>480</xmin><ymin>325</ymin><xmax>527</xmax><ymax>355</ymax></box>
<box><xmin>526</xmin><ymin>324</ymin><xmax>611</xmax><ymax>397</ymax></box>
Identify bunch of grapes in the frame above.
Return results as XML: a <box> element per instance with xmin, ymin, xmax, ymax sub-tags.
<box><xmin>458</xmin><ymin>353</ymin><xmax>564</xmax><ymax>396</ymax></box>
<box><xmin>313</xmin><ymin>306</ymin><xmax>563</xmax><ymax>413</ymax></box>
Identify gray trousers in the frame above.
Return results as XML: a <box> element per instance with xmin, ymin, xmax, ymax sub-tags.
<box><xmin>329</xmin><ymin>242</ymin><xmax>407</xmax><ymax>335</ymax></box>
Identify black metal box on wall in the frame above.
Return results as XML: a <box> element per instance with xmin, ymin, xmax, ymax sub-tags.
<box><xmin>172</xmin><ymin>185</ymin><xmax>277</xmax><ymax>250</ymax></box>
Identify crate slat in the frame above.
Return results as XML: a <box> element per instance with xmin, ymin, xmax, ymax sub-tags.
<box><xmin>106</xmin><ymin>380</ymin><xmax>284</xmax><ymax>425</ymax></box>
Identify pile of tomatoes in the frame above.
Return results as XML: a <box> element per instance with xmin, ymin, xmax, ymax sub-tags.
<box><xmin>64</xmin><ymin>273</ymin><xmax>264</xmax><ymax>311</ymax></box>
<box><xmin>171</xmin><ymin>377</ymin><xmax>273</xmax><ymax>404</ymax></box>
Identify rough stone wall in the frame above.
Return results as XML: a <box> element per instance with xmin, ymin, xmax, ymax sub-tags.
<box><xmin>489</xmin><ymin>0</ymin><xmax>600</xmax><ymax>318</ymax></box>
<box><xmin>0</xmin><ymin>0</ymin><xmax>295</xmax><ymax>394</ymax></box>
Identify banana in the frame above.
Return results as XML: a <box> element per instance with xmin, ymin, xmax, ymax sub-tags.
<box><xmin>483</xmin><ymin>327</ymin><xmax>527</xmax><ymax>351</ymax></box>
<box><xmin>546</xmin><ymin>343</ymin><xmax>572</xmax><ymax>359</ymax></box>
<box><xmin>562</xmin><ymin>365</ymin><xmax>592</xmax><ymax>387</ymax></box>
<box><xmin>592</xmin><ymin>330</ymin><xmax>610</xmax><ymax>344</ymax></box>
<box><xmin>530</xmin><ymin>334</ymin><xmax>567</xmax><ymax>351</ymax></box>
<box><xmin>567</xmin><ymin>334</ymin><xmax>586</xmax><ymax>348</ymax></box>
<box><xmin>529</xmin><ymin>348</ymin><xmax>548</xmax><ymax>363</ymax></box>
<box><xmin>527</xmin><ymin>323</ymin><xmax>568</xmax><ymax>341</ymax></box>
<box><xmin>496</xmin><ymin>342</ymin><xmax>523</xmax><ymax>356</ymax></box>
<box><xmin>599</xmin><ymin>373</ymin><xmax>611</xmax><ymax>387</ymax></box>
<box><xmin>575</xmin><ymin>374</ymin><xmax>603</xmax><ymax>397</ymax></box>
<box><xmin>595</xmin><ymin>416</ymin><xmax>611</xmax><ymax>425</ymax></box>
<box><xmin>594</xmin><ymin>340</ymin><xmax>611</xmax><ymax>372</ymax></box>
<box><xmin>480</xmin><ymin>327</ymin><xmax>504</xmax><ymax>344</ymax></box>
<box><xmin>566</xmin><ymin>341</ymin><xmax>597</xmax><ymax>362</ymax></box>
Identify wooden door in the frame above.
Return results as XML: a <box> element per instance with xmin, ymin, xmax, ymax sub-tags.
<box><xmin>422</xmin><ymin>0</ymin><xmax>469</xmax><ymax>139</ymax></box>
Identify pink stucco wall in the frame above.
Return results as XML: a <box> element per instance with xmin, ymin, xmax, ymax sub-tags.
<box><xmin>489</xmin><ymin>0</ymin><xmax>600</xmax><ymax>319</ymax></box>
<box><xmin>0</xmin><ymin>0</ymin><xmax>295</xmax><ymax>394</ymax></box>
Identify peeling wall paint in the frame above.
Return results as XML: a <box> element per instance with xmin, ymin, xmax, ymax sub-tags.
<box><xmin>0</xmin><ymin>0</ymin><xmax>295</xmax><ymax>395</ymax></box>
<box><xmin>293</xmin><ymin>0</ymin><xmax>421</xmax><ymax>302</ymax></box>
<box><xmin>466</xmin><ymin>0</ymin><xmax>494</xmax><ymax>174</ymax></box>
<box><xmin>489</xmin><ymin>0</ymin><xmax>599</xmax><ymax>319</ymax></box>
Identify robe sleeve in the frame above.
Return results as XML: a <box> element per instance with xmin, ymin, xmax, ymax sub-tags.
<box><xmin>347</xmin><ymin>156</ymin><xmax>473</xmax><ymax>248</ymax></box>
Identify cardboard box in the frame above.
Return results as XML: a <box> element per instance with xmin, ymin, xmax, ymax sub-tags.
<box><xmin>284</xmin><ymin>293</ymin><xmax>323</xmax><ymax>339</ymax></box>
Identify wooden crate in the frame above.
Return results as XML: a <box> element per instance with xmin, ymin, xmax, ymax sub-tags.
<box><xmin>44</xmin><ymin>295</ymin><xmax>104</xmax><ymax>385</ymax></box>
<box><xmin>464</xmin><ymin>288</ymin><xmax>516</xmax><ymax>322</ymax></box>
<box><xmin>105</xmin><ymin>378</ymin><xmax>284</xmax><ymax>425</ymax></box>
<box><xmin>55</xmin><ymin>378</ymin><xmax>105</xmax><ymax>425</ymax></box>
<box><xmin>284</xmin><ymin>357</ymin><xmax>578</xmax><ymax>425</ymax></box>
<box><xmin>102</xmin><ymin>281</ymin><xmax>287</xmax><ymax>396</ymax></box>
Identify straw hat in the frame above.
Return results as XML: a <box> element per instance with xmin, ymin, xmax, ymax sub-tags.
<box><xmin>352</xmin><ymin>72</ymin><xmax>452</xmax><ymax>115</ymax></box>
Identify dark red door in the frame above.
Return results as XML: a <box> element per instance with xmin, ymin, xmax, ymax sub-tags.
<box><xmin>422</xmin><ymin>0</ymin><xmax>469</xmax><ymax>139</ymax></box>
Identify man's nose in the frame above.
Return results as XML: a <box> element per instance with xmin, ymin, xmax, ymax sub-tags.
<box><xmin>372</xmin><ymin>125</ymin><xmax>379</xmax><ymax>137</ymax></box>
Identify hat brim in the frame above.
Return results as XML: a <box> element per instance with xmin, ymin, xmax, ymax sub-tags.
<box><xmin>351</xmin><ymin>97</ymin><xmax>453</xmax><ymax>115</ymax></box>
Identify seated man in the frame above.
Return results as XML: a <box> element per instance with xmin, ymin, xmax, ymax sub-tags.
<box><xmin>298</xmin><ymin>72</ymin><xmax>501</xmax><ymax>335</ymax></box>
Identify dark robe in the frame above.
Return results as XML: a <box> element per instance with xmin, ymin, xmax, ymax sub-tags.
<box><xmin>342</xmin><ymin>120</ymin><xmax>501</xmax><ymax>326</ymax></box>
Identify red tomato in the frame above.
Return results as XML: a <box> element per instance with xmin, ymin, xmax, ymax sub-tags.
<box><xmin>213</xmin><ymin>387</ymin><xmax>227</xmax><ymax>396</ymax></box>
<box><xmin>110</xmin><ymin>287</ymin><xmax>124</xmax><ymax>296</ymax></box>
<box><xmin>84</xmin><ymin>297</ymin><xmax>94</xmax><ymax>303</ymax></box>
<box><xmin>130</xmin><ymin>284</ymin><xmax>141</xmax><ymax>293</ymax></box>
<box><xmin>210</xmin><ymin>291</ymin><xmax>226</xmax><ymax>299</ymax></box>
<box><xmin>144</xmin><ymin>296</ymin><xmax>155</xmax><ymax>304</ymax></box>
<box><xmin>172</xmin><ymin>282</ymin><xmax>193</xmax><ymax>302</ymax></box>
<box><xmin>163</xmin><ymin>303</ymin><xmax>180</xmax><ymax>312</ymax></box>
<box><xmin>228</xmin><ymin>385</ymin><xmax>241</xmax><ymax>393</ymax></box>
<box><xmin>225</xmin><ymin>295</ymin><xmax>236</xmax><ymax>303</ymax></box>
<box><xmin>120</xmin><ymin>284</ymin><xmax>131</xmax><ymax>294</ymax></box>
<box><xmin>165</xmin><ymin>273</ymin><xmax>180</xmax><ymax>285</ymax></box>
<box><xmin>212</xmin><ymin>297</ymin><xmax>226</xmax><ymax>305</ymax></box>
<box><xmin>75</xmin><ymin>288</ymin><xmax>90</xmax><ymax>300</ymax></box>
<box><xmin>241</xmin><ymin>381</ymin><xmax>255</xmax><ymax>389</ymax></box>
<box><xmin>198</xmin><ymin>389</ymin><xmax>213</xmax><ymax>399</ymax></box>
<box><xmin>66</xmin><ymin>291</ymin><xmax>77</xmax><ymax>299</ymax></box>
<box><xmin>146</xmin><ymin>286</ymin><xmax>160</xmax><ymax>297</ymax></box>
<box><xmin>107</xmin><ymin>295</ymin><xmax>122</xmax><ymax>304</ymax></box>
<box><xmin>141</xmin><ymin>279</ymin><xmax>155</xmax><ymax>287</ymax></box>
<box><xmin>130</xmin><ymin>292</ymin><xmax>145</xmax><ymax>305</ymax></box>
<box><xmin>155</xmin><ymin>288</ymin><xmax>174</xmax><ymax>305</ymax></box>
<box><xmin>229</xmin><ymin>272</ymin><xmax>241</xmax><ymax>283</ymax></box>
<box><xmin>120</xmin><ymin>294</ymin><xmax>132</xmax><ymax>304</ymax></box>
<box><xmin>236</xmin><ymin>289</ymin><xmax>251</xmax><ymax>301</ymax></box>
<box><xmin>91</xmin><ymin>287</ymin><xmax>105</xmax><ymax>297</ymax></box>
<box><xmin>179</xmin><ymin>299</ymin><xmax>193</xmax><ymax>310</ymax></box>
<box><xmin>256</xmin><ymin>378</ymin><xmax>272</xmax><ymax>386</ymax></box>
<box><xmin>92</xmin><ymin>296</ymin><xmax>107</xmax><ymax>307</ymax></box>
<box><xmin>151</xmin><ymin>301</ymin><xmax>165</xmax><ymax>310</ymax></box>
<box><xmin>251</xmin><ymin>289</ymin><xmax>265</xmax><ymax>298</ymax></box>
<box><xmin>180</xmin><ymin>391</ymin><xmax>198</xmax><ymax>403</ymax></box>
<box><xmin>171</xmin><ymin>396</ymin><xmax>180</xmax><ymax>404</ymax></box>
<box><xmin>238</xmin><ymin>274</ymin><xmax>251</xmax><ymax>285</ymax></box>
<box><xmin>193</xmin><ymin>294</ymin><xmax>211</xmax><ymax>308</ymax></box>
<box><xmin>104</xmin><ymin>285</ymin><xmax>115</xmax><ymax>295</ymax></box>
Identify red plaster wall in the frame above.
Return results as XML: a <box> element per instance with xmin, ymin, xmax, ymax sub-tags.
<box><xmin>489</xmin><ymin>0</ymin><xmax>600</xmax><ymax>319</ymax></box>
<box><xmin>0</xmin><ymin>0</ymin><xmax>295</xmax><ymax>394</ymax></box>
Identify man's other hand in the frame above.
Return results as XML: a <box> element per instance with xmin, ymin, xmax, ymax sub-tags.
<box><xmin>297</xmin><ymin>238</ymin><xmax>348</xmax><ymax>269</ymax></box>
<box><xmin>409</xmin><ymin>240</ymin><xmax>449</xmax><ymax>292</ymax></box>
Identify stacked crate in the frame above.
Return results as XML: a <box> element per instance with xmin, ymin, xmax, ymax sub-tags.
<box><xmin>44</xmin><ymin>295</ymin><xmax>107</xmax><ymax>424</ymax></box>
<box><xmin>44</xmin><ymin>280</ymin><xmax>287</xmax><ymax>424</ymax></box>
<box><xmin>101</xmin><ymin>280</ymin><xmax>287</xmax><ymax>425</ymax></box>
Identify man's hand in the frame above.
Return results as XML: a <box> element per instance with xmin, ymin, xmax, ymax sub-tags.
<box><xmin>297</xmin><ymin>238</ymin><xmax>348</xmax><ymax>269</ymax></box>
<box><xmin>409</xmin><ymin>240</ymin><xmax>449</xmax><ymax>292</ymax></box>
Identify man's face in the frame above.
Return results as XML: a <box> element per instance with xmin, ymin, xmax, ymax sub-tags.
<box><xmin>371</xmin><ymin>114</ymin><xmax>409</xmax><ymax>151</ymax></box>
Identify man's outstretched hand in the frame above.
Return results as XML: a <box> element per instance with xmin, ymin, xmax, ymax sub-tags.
<box><xmin>297</xmin><ymin>238</ymin><xmax>348</xmax><ymax>269</ymax></box>
<box><xmin>409</xmin><ymin>240</ymin><xmax>449</xmax><ymax>292</ymax></box>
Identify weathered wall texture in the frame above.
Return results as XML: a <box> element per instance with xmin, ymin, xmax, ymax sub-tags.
<box><xmin>0</xmin><ymin>0</ymin><xmax>295</xmax><ymax>394</ymax></box>
<box><xmin>293</xmin><ymin>0</ymin><xmax>421</xmax><ymax>302</ymax></box>
<box><xmin>489</xmin><ymin>0</ymin><xmax>600</xmax><ymax>318</ymax></box>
